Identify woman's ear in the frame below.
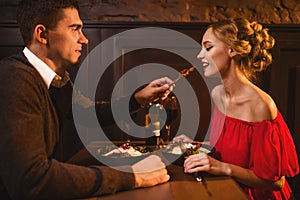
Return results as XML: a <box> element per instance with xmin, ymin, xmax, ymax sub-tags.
<box><xmin>228</xmin><ymin>47</ymin><xmax>237</xmax><ymax>58</ymax></box>
<box><xmin>34</xmin><ymin>24</ymin><xmax>47</xmax><ymax>44</ymax></box>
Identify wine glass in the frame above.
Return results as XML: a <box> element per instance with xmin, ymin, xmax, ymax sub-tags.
<box><xmin>164</xmin><ymin>96</ymin><xmax>178</xmax><ymax>143</ymax></box>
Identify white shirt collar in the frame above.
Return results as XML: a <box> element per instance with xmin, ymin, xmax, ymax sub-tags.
<box><xmin>23</xmin><ymin>47</ymin><xmax>60</xmax><ymax>89</ymax></box>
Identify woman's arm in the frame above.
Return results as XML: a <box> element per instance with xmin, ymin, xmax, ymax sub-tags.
<box><xmin>184</xmin><ymin>153</ymin><xmax>284</xmax><ymax>191</ymax></box>
<box><xmin>225</xmin><ymin>161</ymin><xmax>284</xmax><ymax>190</ymax></box>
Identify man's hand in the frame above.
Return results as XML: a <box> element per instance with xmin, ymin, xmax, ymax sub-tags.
<box><xmin>132</xmin><ymin>155</ymin><xmax>170</xmax><ymax>188</ymax></box>
<box><xmin>134</xmin><ymin>77</ymin><xmax>174</xmax><ymax>106</ymax></box>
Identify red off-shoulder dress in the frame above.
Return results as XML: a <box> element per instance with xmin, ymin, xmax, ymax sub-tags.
<box><xmin>210</xmin><ymin>106</ymin><xmax>299</xmax><ymax>200</ymax></box>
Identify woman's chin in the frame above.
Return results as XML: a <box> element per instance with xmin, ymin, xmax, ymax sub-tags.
<box><xmin>205</xmin><ymin>72</ymin><xmax>220</xmax><ymax>79</ymax></box>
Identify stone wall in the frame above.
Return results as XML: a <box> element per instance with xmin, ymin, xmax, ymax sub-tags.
<box><xmin>0</xmin><ymin>0</ymin><xmax>300</xmax><ymax>24</ymax></box>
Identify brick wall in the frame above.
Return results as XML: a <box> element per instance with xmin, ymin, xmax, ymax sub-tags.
<box><xmin>0</xmin><ymin>0</ymin><xmax>299</xmax><ymax>24</ymax></box>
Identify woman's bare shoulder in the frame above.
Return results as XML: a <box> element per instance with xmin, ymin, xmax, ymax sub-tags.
<box><xmin>211</xmin><ymin>85</ymin><xmax>226</xmax><ymax>112</ymax></box>
<box><xmin>253</xmin><ymin>88</ymin><xmax>278</xmax><ymax>121</ymax></box>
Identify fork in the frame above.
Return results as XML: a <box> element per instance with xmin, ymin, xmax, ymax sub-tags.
<box><xmin>168</xmin><ymin>66</ymin><xmax>195</xmax><ymax>87</ymax></box>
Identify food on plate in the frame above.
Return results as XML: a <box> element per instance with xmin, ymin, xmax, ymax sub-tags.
<box><xmin>170</xmin><ymin>146</ymin><xmax>183</xmax><ymax>155</ymax></box>
<box><xmin>164</xmin><ymin>142</ymin><xmax>213</xmax><ymax>156</ymax></box>
<box><xmin>185</xmin><ymin>143</ymin><xmax>212</xmax><ymax>155</ymax></box>
<box><xmin>97</xmin><ymin>143</ymin><xmax>150</xmax><ymax>157</ymax></box>
<box><xmin>164</xmin><ymin>142</ymin><xmax>185</xmax><ymax>155</ymax></box>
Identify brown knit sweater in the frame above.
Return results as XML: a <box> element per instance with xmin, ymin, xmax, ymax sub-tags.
<box><xmin>0</xmin><ymin>53</ymin><xmax>135</xmax><ymax>200</ymax></box>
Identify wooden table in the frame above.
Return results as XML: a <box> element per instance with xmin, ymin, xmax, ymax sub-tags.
<box><xmin>84</xmin><ymin>177</ymin><xmax>248</xmax><ymax>200</ymax></box>
<box><xmin>69</xmin><ymin>142</ymin><xmax>249</xmax><ymax>200</ymax></box>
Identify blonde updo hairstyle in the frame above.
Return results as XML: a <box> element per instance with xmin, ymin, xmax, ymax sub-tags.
<box><xmin>209</xmin><ymin>18</ymin><xmax>275</xmax><ymax>81</ymax></box>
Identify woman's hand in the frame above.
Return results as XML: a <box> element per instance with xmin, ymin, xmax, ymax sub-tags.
<box><xmin>184</xmin><ymin>153</ymin><xmax>230</xmax><ymax>176</ymax></box>
<box><xmin>173</xmin><ymin>134</ymin><xmax>194</xmax><ymax>143</ymax></box>
<box><xmin>184</xmin><ymin>154</ymin><xmax>285</xmax><ymax>191</ymax></box>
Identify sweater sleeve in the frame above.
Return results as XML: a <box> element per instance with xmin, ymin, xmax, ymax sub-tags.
<box><xmin>92</xmin><ymin>165</ymin><xmax>135</xmax><ymax>196</ymax></box>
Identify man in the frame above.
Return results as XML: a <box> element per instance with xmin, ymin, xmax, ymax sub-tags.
<box><xmin>0</xmin><ymin>0</ymin><xmax>171</xmax><ymax>199</ymax></box>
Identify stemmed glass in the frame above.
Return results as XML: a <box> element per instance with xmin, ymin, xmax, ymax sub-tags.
<box><xmin>163</xmin><ymin>95</ymin><xmax>178</xmax><ymax>143</ymax></box>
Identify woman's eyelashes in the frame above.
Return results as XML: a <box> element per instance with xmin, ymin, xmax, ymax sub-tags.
<box><xmin>205</xmin><ymin>46</ymin><xmax>212</xmax><ymax>51</ymax></box>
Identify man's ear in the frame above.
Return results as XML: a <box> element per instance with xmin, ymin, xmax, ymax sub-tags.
<box><xmin>34</xmin><ymin>24</ymin><xmax>47</xmax><ymax>44</ymax></box>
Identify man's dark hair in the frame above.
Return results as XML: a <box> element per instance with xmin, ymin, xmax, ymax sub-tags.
<box><xmin>17</xmin><ymin>0</ymin><xmax>79</xmax><ymax>45</ymax></box>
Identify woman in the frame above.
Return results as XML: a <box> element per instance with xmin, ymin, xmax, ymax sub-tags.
<box><xmin>174</xmin><ymin>18</ymin><xmax>299</xmax><ymax>199</ymax></box>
